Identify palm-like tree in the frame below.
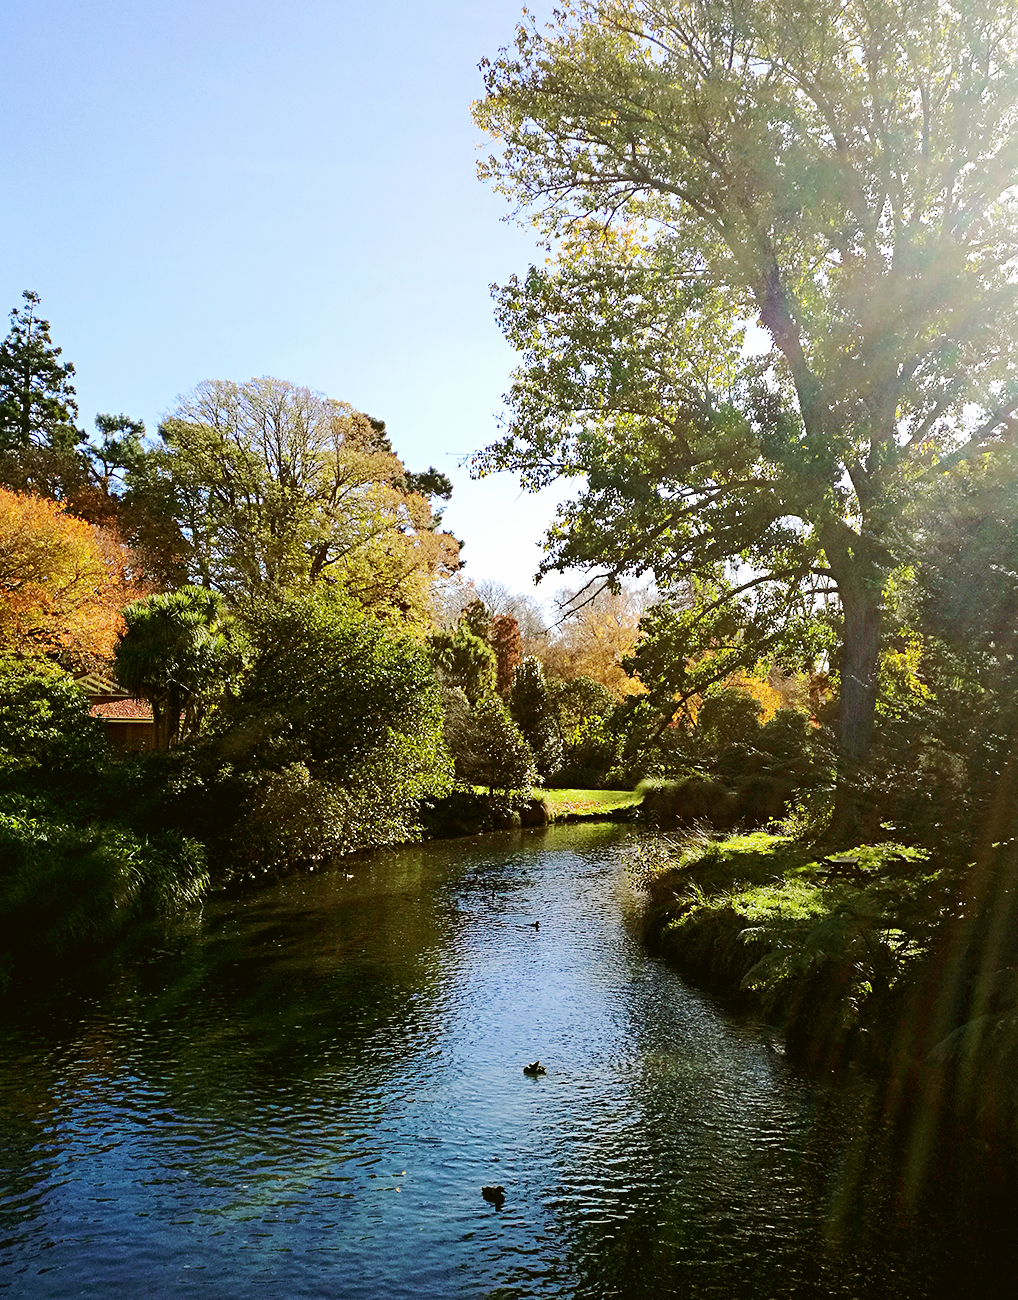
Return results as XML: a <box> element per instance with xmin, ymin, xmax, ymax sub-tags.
<box><xmin>114</xmin><ymin>586</ymin><xmax>246</xmax><ymax>749</ymax></box>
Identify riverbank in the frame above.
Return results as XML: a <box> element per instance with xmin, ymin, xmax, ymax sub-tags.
<box><xmin>3</xmin><ymin>822</ymin><xmax>1007</xmax><ymax>1298</ymax></box>
<box><xmin>420</xmin><ymin>787</ymin><xmax>642</xmax><ymax>839</ymax></box>
<box><xmin>637</xmin><ymin>832</ymin><xmax>935</xmax><ymax>1069</ymax></box>
<box><xmin>637</xmin><ymin>829</ymin><xmax>1018</xmax><ymax>1170</ymax></box>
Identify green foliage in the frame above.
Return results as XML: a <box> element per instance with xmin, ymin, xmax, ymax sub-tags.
<box><xmin>419</xmin><ymin>787</ymin><xmax>546</xmax><ymax>838</ymax></box>
<box><xmin>160</xmin><ymin>378</ymin><xmax>458</xmax><ymax>616</ymax></box>
<box><xmin>509</xmin><ymin>656</ymin><xmax>562</xmax><ymax>780</ymax></box>
<box><xmin>639</xmin><ymin>775</ymin><xmax>736</xmax><ymax>829</ymax></box>
<box><xmin>695</xmin><ymin>687</ymin><xmax>764</xmax><ymax>755</ymax></box>
<box><xmin>429</xmin><ymin>624</ymin><xmax>496</xmax><ymax>703</ymax></box>
<box><xmin>839</xmin><ymin>448</ymin><xmax>1018</xmax><ymax>848</ymax></box>
<box><xmin>0</xmin><ymin>291</ymin><xmax>80</xmax><ymax>454</ymax></box>
<box><xmin>548</xmin><ymin>674</ymin><xmax>614</xmax><ymax>737</ymax></box>
<box><xmin>0</xmin><ymin>802</ymin><xmax>207</xmax><ymax>991</ymax></box>
<box><xmin>115</xmin><ymin>586</ymin><xmax>247</xmax><ymax>749</ymax></box>
<box><xmin>555</xmin><ymin>713</ymin><xmax>624</xmax><ymax>789</ymax></box>
<box><xmin>460</xmin><ymin>598</ymin><xmax>492</xmax><ymax>643</ymax></box>
<box><xmin>474</xmin><ymin>0</ymin><xmax>1018</xmax><ymax>820</ymax></box>
<box><xmin>641</xmin><ymin>831</ymin><xmax>947</xmax><ymax>1066</ymax></box>
<box><xmin>227</xmin><ymin>763</ymin><xmax>365</xmax><ymax>868</ymax></box>
<box><xmin>205</xmin><ymin>586</ymin><xmax>452</xmax><ymax>869</ymax></box>
<box><xmin>542</xmin><ymin>673</ymin><xmax>623</xmax><ymax>786</ymax></box>
<box><xmin>468</xmin><ymin>693</ymin><xmax>537</xmax><ymax>794</ymax></box>
<box><xmin>0</xmin><ymin>657</ymin><xmax>109</xmax><ymax>782</ymax></box>
<box><xmin>0</xmin><ymin>657</ymin><xmax>209</xmax><ymax>991</ymax></box>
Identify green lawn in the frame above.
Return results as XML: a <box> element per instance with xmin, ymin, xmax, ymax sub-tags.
<box><xmin>536</xmin><ymin>788</ymin><xmax>642</xmax><ymax>816</ymax></box>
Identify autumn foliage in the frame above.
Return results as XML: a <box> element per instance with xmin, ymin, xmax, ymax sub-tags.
<box><xmin>0</xmin><ymin>487</ymin><xmax>146</xmax><ymax>665</ymax></box>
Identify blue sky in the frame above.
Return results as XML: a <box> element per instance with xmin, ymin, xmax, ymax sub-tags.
<box><xmin>0</xmin><ymin>0</ymin><xmax>579</xmax><ymax>603</ymax></box>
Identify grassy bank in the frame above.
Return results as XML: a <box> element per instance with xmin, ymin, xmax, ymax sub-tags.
<box><xmin>538</xmin><ymin>788</ymin><xmax>642</xmax><ymax>820</ymax></box>
<box><xmin>638</xmin><ymin>829</ymin><xmax>1018</xmax><ymax>1182</ymax></box>
<box><xmin>638</xmin><ymin>831</ymin><xmax>951</xmax><ymax>1072</ymax></box>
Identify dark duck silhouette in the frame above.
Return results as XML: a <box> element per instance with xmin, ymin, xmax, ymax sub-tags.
<box><xmin>523</xmin><ymin>1060</ymin><xmax>546</xmax><ymax>1076</ymax></box>
<box><xmin>481</xmin><ymin>1185</ymin><xmax>506</xmax><ymax>1208</ymax></box>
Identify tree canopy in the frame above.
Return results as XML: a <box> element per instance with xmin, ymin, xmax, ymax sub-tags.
<box><xmin>0</xmin><ymin>291</ymin><xmax>80</xmax><ymax>455</ymax></box>
<box><xmin>0</xmin><ymin>487</ymin><xmax>144</xmax><ymax>665</ymax></box>
<box><xmin>114</xmin><ymin>586</ymin><xmax>247</xmax><ymax>749</ymax></box>
<box><xmin>473</xmin><ymin>0</ymin><xmax>1018</xmax><ymax>832</ymax></box>
<box><xmin>160</xmin><ymin>377</ymin><xmax>459</xmax><ymax>620</ymax></box>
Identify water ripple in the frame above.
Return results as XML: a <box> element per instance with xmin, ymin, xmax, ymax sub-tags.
<box><xmin>0</xmin><ymin>827</ymin><xmax>1009</xmax><ymax>1298</ymax></box>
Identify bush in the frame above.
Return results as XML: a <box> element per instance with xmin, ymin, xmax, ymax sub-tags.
<box><xmin>0</xmin><ymin>656</ymin><xmax>109</xmax><ymax>784</ymax></box>
<box><xmin>224</xmin><ymin>760</ymin><xmax>449</xmax><ymax>874</ymax></box>
<box><xmin>556</xmin><ymin>713</ymin><xmax>624</xmax><ymax>788</ymax></box>
<box><xmin>638</xmin><ymin>775</ymin><xmax>737</xmax><ymax>828</ymax></box>
<box><xmin>469</xmin><ymin>694</ymin><xmax>537</xmax><ymax>793</ymax></box>
<box><xmin>0</xmin><ymin>802</ymin><xmax>207</xmax><ymax>991</ymax></box>
<box><xmin>694</xmin><ymin>687</ymin><xmax>764</xmax><ymax>755</ymax></box>
<box><xmin>419</xmin><ymin>787</ymin><xmax>547</xmax><ymax>838</ymax></box>
<box><xmin>196</xmin><ymin>587</ymin><xmax>452</xmax><ymax>870</ymax></box>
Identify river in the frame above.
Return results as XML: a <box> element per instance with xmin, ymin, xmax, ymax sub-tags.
<box><xmin>0</xmin><ymin>824</ymin><xmax>1013</xmax><ymax>1298</ymax></box>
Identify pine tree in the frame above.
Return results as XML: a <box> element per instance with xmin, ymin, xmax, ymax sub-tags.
<box><xmin>0</xmin><ymin>291</ymin><xmax>80</xmax><ymax>454</ymax></box>
<box><xmin>509</xmin><ymin>656</ymin><xmax>562</xmax><ymax>780</ymax></box>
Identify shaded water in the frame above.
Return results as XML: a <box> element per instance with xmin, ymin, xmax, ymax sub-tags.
<box><xmin>0</xmin><ymin>824</ymin><xmax>1011</xmax><ymax>1297</ymax></box>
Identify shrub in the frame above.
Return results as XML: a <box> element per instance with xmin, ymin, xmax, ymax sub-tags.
<box><xmin>509</xmin><ymin>657</ymin><xmax>562</xmax><ymax>780</ymax></box>
<box><xmin>0</xmin><ymin>803</ymin><xmax>207</xmax><ymax>991</ymax></box>
<box><xmin>201</xmin><ymin>587</ymin><xmax>452</xmax><ymax>867</ymax></box>
<box><xmin>469</xmin><ymin>694</ymin><xmax>537</xmax><ymax>793</ymax></box>
<box><xmin>0</xmin><ymin>656</ymin><xmax>109</xmax><ymax>784</ymax></box>
<box><xmin>638</xmin><ymin>775</ymin><xmax>737</xmax><ymax>828</ymax></box>
<box><xmin>694</xmin><ymin>687</ymin><xmax>764</xmax><ymax>755</ymax></box>
<box><xmin>556</xmin><ymin>713</ymin><xmax>624</xmax><ymax>788</ymax></box>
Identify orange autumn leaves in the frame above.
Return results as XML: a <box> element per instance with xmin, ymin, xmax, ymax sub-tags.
<box><xmin>0</xmin><ymin>487</ymin><xmax>148</xmax><ymax>665</ymax></box>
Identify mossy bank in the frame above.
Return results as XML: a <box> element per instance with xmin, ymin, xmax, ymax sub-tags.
<box><xmin>637</xmin><ymin>830</ymin><xmax>1018</xmax><ymax>1167</ymax></box>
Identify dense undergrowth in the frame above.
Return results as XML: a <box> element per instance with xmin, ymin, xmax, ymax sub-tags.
<box><xmin>638</xmin><ymin>832</ymin><xmax>947</xmax><ymax>1065</ymax></box>
<box><xmin>637</xmin><ymin>826</ymin><xmax>1018</xmax><ymax>1161</ymax></box>
<box><xmin>0</xmin><ymin>661</ymin><xmax>209</xmax><ymax>995</ymax></box>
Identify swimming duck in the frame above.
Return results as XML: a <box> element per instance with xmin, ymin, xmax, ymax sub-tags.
<box><xmin>523</xmin><ymin>1060</ymin><xmax>546</xmax><ymax>1076</ymax></box>
<box><xmin>481</xmin><ymin>1185</ymin><xmax>506</xmax><ymax>1207</ymax></box>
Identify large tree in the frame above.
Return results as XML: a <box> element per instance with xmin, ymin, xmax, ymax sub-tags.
<box><xmin>114</xmin><ymin>587</ymin><xmax>247</xmax><ymax>749</ymax></box>
<box><xmin>160</xmin><ymin>377</ymin><xmax>459</xmax><ymax>620</ymax></box>
<box><xmin>0</xmin><ymin>291</ymin><xmax>80</xmax><ymax>455</ymax></box>
<box><xmin>0</xmin><ymin>487</ymin><xmax>145</xmax><ymax>665</ymax></box>
<box><xmin>474</xmin><ymin>0</ymin><xmax>1018</xmax><ymax>833</ymax></box>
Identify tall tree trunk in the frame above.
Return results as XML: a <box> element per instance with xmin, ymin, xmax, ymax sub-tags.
<box><xmin>831</xmin><ymin>580</ymin><xmax>882</xmax><ymax>842</ymax></box>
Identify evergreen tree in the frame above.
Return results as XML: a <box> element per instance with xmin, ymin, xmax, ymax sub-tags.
<box><xmin>429</xmin><ymin>624</ymin><xmax>497</xmax><ymax>703</ymax></box>
<box><xmin>471</xmin><ymin>693</ymin><xmax>537</xmax><ymax>793</ymax></box>
<box><xmin>0</xmin><ymin>292</ymin><xmax>80</xmax><ymax>454</ymax></box>
<box><xmin>460</xmin><ymin>598</ymin><xmax>493</xmax><ymax>644</ymax></box>
<box><xmin>509</xmin><ymin>656</ymin><xmax>562</xmax><ymax>780</ymax></box>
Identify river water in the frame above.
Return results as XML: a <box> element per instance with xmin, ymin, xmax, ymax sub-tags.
<box><xmin>0</xmin><ymin>824</ymin><xmax>1012</xmax><ymax>1298</ymax></box>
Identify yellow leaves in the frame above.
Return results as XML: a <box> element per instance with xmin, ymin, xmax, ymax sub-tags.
<box><xmin>540</xmin><ymin>585</ymin><xmax>647</xmax><ymax>698</ymax></box>
<box><xmin>559</xmin><ymin>218</ymin><xmax>650</xmax><ymax>265</ymax></box>
<box><xmin>880</xmin><ymin>633</ymin><xmax>931</xmax><ymax>702</ymax></box>
<box><xmin>727</xmin><ymin>670</ymin><xmax>785</xmax><ymax>722</ymax></box>
<box><xmin>0</xmin><ymin>487</ymin><xmax>147</xmax><ymax>664</ymax></box>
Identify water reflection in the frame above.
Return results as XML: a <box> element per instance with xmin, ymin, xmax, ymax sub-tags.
<box><xmin>0</xmin><ymin>825</ymin><xmax>1013</xmax><ymax>1298</ymax></box>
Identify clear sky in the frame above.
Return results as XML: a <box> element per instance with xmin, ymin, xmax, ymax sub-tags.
<box><xmin>0</xmin><ymin>0</ymin><xmax>581</xmax><ymax>605</ymax></box>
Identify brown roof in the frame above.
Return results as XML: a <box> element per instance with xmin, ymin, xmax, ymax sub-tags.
<box><xmin>89</xmin><ymin>698</ymin><xmax>154</xmax><ymax>721</ymax></box>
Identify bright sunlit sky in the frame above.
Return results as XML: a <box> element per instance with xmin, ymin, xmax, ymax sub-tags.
<box><xmin>0</xmin><ymin>0</ymin><xmax>584</xmax><ymax>606</ymax></box>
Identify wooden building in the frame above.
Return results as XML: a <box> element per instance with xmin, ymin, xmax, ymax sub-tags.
<box><xmin>75</xmin><ymin>672</ymin><xmax>157</xmax><ymax>752</ymax></box>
